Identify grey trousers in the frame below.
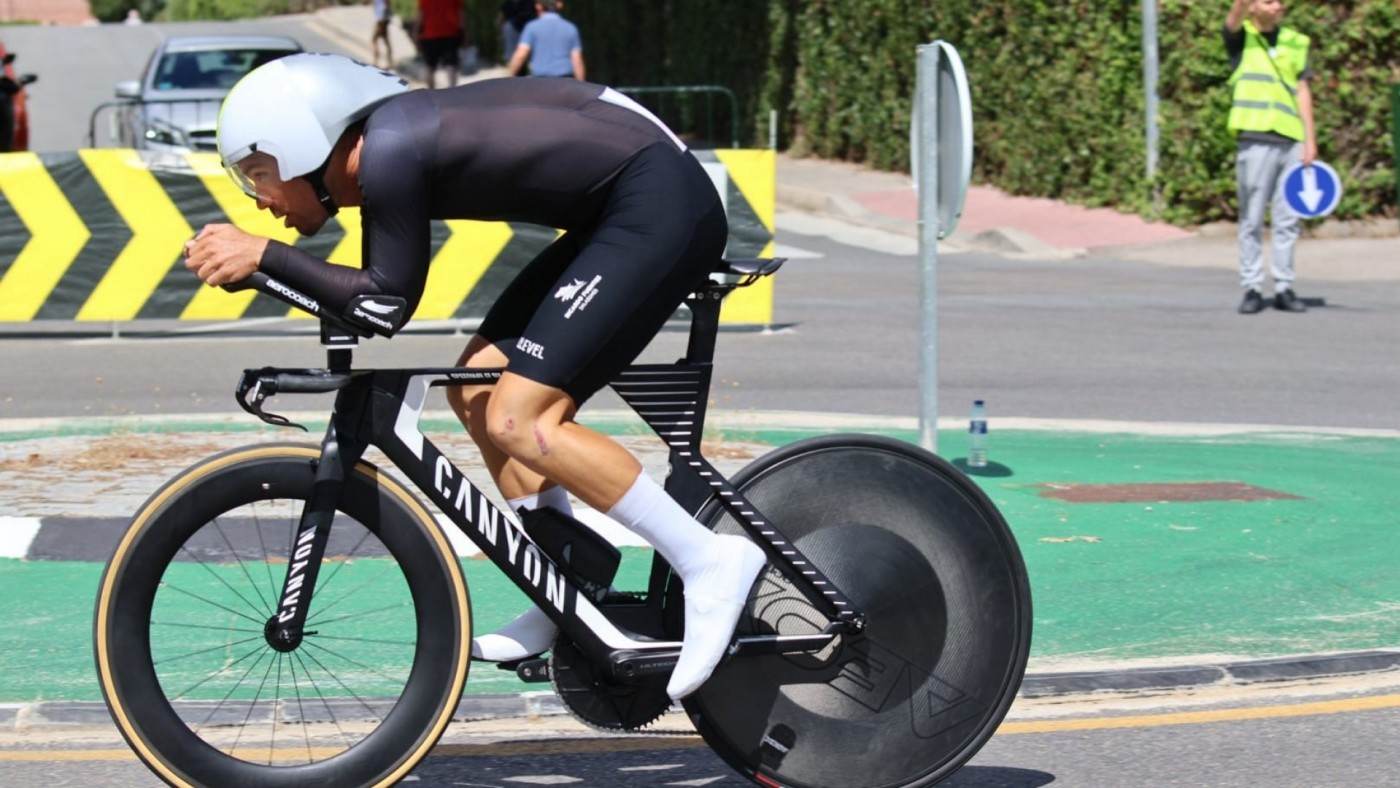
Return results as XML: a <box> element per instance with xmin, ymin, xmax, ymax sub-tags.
<box><xmin>1236</xmin><ymin>139</ymin><xmax>1302</xmax><ymax>293</ymax></box>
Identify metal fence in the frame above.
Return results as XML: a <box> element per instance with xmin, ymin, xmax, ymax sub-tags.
<box><xmin>86</xmin><ymin>97</ymin><xmax>221</xmax><ymax>151</ymax></box>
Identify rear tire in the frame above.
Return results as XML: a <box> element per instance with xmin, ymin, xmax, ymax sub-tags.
<box><xmin>687</xmin><ymin>435</ymin><xmax>1031</xmax><ymax>788</ymax></box>
<box><xmin>94</xmin><ymin>444</ymin><xmax>471</xmax><ymax>788</ymax></box>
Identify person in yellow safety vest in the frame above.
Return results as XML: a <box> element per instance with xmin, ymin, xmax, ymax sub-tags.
<box><xmin>1224</xmin><ymin>0</ymin><xmax>1317</xmax><ymax>314</ymax></box>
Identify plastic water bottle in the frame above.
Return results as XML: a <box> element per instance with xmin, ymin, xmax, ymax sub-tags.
<box><xmin>968</xmin><ymin>400</ymin><xmax>988</xmax><ymax>468</ymax></box>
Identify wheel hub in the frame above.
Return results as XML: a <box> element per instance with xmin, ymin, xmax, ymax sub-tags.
<box><xmin>263</xmin><ymin>617</ymin><xmax>305</xmax><ymax>652</ymax></box>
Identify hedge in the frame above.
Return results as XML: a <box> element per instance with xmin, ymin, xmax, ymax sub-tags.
<box><xmin>467</xmin><ymin>0</ymin><xmax>1399</xmax><ymax>225</ymax></box>
<box><xmin>99</xmin><ymin>1</ymin><xmax>1399</xmax><ymax>224</ymax></box>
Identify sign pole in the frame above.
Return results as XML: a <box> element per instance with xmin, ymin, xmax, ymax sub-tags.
<box><xmin>1141</xmin><ymin>0</ymin><xmax>1161</xmax><ymax>214</ymax></box>
<box><xmin>916</xmin><ymin>44</ymin><xmax>941</xmax><ymax>453</ymax></box>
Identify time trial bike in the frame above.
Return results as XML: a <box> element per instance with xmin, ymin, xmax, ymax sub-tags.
<box><xmin>93</xmin><ymin>257</ymin><xmax>1032</xmax><ymax>787</ymax></box>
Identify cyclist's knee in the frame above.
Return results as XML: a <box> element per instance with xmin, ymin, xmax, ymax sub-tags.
<box><xmin>484</xmin><ymin>401</ymin><xmax>548</xmax><ymax>460</ymax></box>
<box><xmin>482</xmin><ymin>376</ymin><xmax>573</xmax><ymax>461</ymax></box>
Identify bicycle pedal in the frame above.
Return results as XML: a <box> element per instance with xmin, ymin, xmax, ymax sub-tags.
<box><xmin>511</xmin><ymin>657</ymin><xmax>552</xmax><ymax>683</ymax></box>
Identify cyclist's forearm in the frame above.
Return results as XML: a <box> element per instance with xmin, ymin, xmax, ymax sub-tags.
<box><xmin>261</xmin><ymin>240</ymin><xmax>386</xmax><ymax>314</ymax></box>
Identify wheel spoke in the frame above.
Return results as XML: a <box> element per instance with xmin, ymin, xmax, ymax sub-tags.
<box><xmin>208</xmin><ymin>514</ymin><xmax>275</xmax><ymax>616</ymax></box>
<box><xmin>297</xmin><ymin>641</ymin><xmax>399</xmax><ymax>721</ymax></box>
<box><xmin>160</xmin><ymin>576</ymin><xmax>267</xmax><ymax>628</ymax></box>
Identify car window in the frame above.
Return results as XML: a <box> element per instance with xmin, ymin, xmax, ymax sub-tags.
<box><xmin>153</xmin><ymin>49</ymin><xmax>296</xmax><ymax>91</ymax></box>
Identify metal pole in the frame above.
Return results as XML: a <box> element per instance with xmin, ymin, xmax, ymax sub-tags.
<box><xmin>916</xmin><ymin>45</ymin><xmax>940</xmax><ymax>453</ymax></box>
<box><xmin>1142</xmin><ymin>0</ymin><xmax>1161</xmax><ymax>213</ymax></box>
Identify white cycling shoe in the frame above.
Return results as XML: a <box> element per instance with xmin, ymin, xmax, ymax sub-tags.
<box><xmin>470</xmin><ymin>606</ymin><xmax>558</xmax><ymax>662</ymax></box>
<box><xmin>667</xmin><ymin>534</ymin><xmax>768</xmax><ymax>701</ymax></box>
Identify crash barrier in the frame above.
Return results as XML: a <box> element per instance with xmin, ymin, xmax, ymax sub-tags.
<box><xmin>0</xmin><ymin>148</ymin><xmax>775</xmax><ymax>326</ymax></box>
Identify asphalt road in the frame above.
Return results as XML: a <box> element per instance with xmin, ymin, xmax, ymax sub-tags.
<box><xmin>3</xmin><ymin>223</ymin><xmax>1400</xmax><ymax>431</ymax></box>
<box><xmin>7</xmin><ymin>679</ymin><xmax>1400</xmax><ymax>786</ymax></box>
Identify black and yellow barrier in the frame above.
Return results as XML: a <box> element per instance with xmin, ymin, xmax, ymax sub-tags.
<box><xmin>0</xmin><ymin>149</ymin><xmax>775</xmax><ymax>326</ymax></box>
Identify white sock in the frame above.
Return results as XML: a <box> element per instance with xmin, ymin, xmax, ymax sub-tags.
<box><xmin>471</xmin><ymin>485</ymin><xmax>572</xmax><ymax>662</ymax></box>
<box><xmin>605</xmin><ymin>471</ymin><xmax>717</xmax><ymax>581</ymax></box>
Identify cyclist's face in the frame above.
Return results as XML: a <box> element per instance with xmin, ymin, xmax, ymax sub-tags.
<box><xmin>233</xmin><ymin>153</ymin><xmax>330</xmax><ymax>237</ymax></box>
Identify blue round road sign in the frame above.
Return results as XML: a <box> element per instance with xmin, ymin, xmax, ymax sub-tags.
<box><xmin>1281</xmin><ymin>161</ymin><xmax>1342</xmax><ymax>219</ymax></box>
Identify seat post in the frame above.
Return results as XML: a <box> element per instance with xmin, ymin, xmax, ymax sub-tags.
<box><xmin>683</xmin><ymin>288</ymin><xmax>727</xmax><ymax>365</ymax></box>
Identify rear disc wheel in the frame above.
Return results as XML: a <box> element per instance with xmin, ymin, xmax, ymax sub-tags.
<box><xmin>687</xmin><ymin>435</ymin><xmax>1031</xmax><ymax>788</ymax></box>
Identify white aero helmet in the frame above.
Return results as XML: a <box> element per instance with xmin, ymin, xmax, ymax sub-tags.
<box><xmin>218</xmin><ymin>53</ymin><xmax>409</xmax><ymax>214</ymax></box>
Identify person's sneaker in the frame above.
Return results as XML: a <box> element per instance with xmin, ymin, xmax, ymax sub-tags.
<box><xmin>470</xmin><ymin>606</ymin><xmax>558</xmax><ymax>662</ymax></box>
<box><xmin>1274</xmin><ymin>288</ymin><xmax>1307</xmax><ymax>313</ymax></box>
<box><xmin>666</xmin><ymin>535</ymin><xmax>768</xmax><ymax>700</ymax></box>
<box><xmin>1238</xmin><ymin>289</ymin><xmax>1265</xmax><ymax>314</ymax></box>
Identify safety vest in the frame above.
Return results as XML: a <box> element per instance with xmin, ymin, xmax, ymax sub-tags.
<box><xmin>1227</xmin><ymin>21</ymin><xmax>1309</xmax><ymax>140</ymax></box>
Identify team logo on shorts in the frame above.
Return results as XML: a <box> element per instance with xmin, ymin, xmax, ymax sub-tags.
<box><xmin>555</xmin><ymin>275</ymin><xmax>603</xmax><ymax>319</ymax></box>
<box><xmin>555</xmin><ymin>279</ymin><xmax>587</xmax><ymax>302</ymax></box>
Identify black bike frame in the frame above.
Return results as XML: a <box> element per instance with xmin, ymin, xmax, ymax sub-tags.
<box><xmin>251</xmin><ymin>276</ymin><xmax>866</xmax><ymax>680</ymax></box>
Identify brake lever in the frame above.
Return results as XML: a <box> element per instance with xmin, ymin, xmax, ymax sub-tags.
<box><xmin>236</xmin><ymin>368</ymin><xmax>308</xmax><ymax>432</ymax></box>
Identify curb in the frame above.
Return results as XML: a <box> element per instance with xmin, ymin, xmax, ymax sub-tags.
<box><xmin>1021</xmin><ymin>649</ymin><xmax>1400</xmax><ymax>698</ymax></box>
<box><xmin>8</xmin><ymin>650</ymin><xmax>1400</xmax><ymax>730</ymax></box>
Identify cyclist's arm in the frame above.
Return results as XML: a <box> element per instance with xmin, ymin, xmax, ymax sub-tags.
<box><xmin>257</xmin><ymin>240</ymin><xmax>386</xmax><ymax>310</ymax></box>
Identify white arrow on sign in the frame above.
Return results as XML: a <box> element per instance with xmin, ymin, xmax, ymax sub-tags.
<box><xmin>1299</xmin><ymin>166</ymin><xmax>1323</xmax><ymax>213</ymax></box>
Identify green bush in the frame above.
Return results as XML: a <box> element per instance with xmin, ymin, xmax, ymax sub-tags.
<box><xmin>529</xmin><ymin>0</ymin><xmax>1397</xmax><ymax>224</ymax></box>
<box><xmin>89</xmin><ymin>0</ymin><xmax>165</xmax><ymax>22</ymax></box>
<box><xmin>160</xmin><ymin>0</ymin><xmax>355</xmax><ymax>22</ymax></box>
<box><xmin>143</xmin><ymin>0</ymin><xmax>1400</xmax><ymax>224</ymax></box>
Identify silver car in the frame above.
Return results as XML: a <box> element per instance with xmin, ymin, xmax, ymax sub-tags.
<box><xmin>114</xmin><ymin>35</ymin><xmax>302</xmax><ymax>153</ymax></box>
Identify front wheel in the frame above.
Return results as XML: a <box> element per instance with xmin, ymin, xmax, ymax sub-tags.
<box><xmin>94</xmin><ymin>444</ymin><xmax>471</xmax><ymax>788</ymax></box>
<box><xmin>688</xmin><ymin>435</ymin><xmax>1032</xmax><ymax>788</ymax></box>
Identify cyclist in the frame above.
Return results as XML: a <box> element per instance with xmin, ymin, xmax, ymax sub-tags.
<box><xmin>184</xmin><ymin>53</ymin><xmax>765</xmax><ymax>701</ymax></box>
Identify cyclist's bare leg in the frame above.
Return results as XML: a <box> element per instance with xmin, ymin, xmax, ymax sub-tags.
<box><xmin>481</xmin><ymin>370</ymin><xmax>766</xmax><ymax>699</ymax></box>
<box><xmin>450</xmin><ymin>337</ymin><xmax>567</xmax><ymax>660</ymax></box>
<box><xmin>448</xmin><ymin>336</ymin><xmax>554</xmax><ymax>500</ymax></box>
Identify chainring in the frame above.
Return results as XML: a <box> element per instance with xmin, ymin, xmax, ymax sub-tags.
<box><xmin>550</xmin><ymin>636</ymin><xmax>674</xmax><ymax>732</ymax></box>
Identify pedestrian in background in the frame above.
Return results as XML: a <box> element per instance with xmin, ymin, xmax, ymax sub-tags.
<box><xmin>497</xmin><ymin>0</ymin><xmax>536</xmax><ymax>67</ymax></box>
<box><xmin>417</xmin><ymin>0</ymin><xmax>464</xmax><ymax>89</ymax></box>
<box><xmin>1224</xmin><ymin>0</ymin><xmax>1317</xmax><ymax>314</ymax></box>
<box><xmin>368</xmin><ymin>0</ymin><xmax>393</xmax><ymax>69</ymax></box>
<box><xmin>506</xmin><ymin>0</ymin><xmax>584</xmax><ymax>81</ymax></box>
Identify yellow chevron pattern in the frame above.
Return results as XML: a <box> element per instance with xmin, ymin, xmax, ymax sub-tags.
<box><xmin>0</xmin><ymin>154</ymin><xmax>90</xmax><ymax>321</ymax></box>
<box><xmin>0</xmin><ymin>149</ymin><xmax>776</xmax><ymax>326</ymax></box>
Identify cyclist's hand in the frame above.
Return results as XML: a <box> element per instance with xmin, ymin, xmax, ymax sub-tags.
<box><xmin>184</xmin><ymin>224</ymin><xmax>269</xmax><ymax>287</ymax></box>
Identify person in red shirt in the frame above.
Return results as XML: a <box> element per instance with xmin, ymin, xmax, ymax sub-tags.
<box><xmin>417</xmin><ymin>0</ymin><xmax>463</xmax><ymax>88</ymax></box>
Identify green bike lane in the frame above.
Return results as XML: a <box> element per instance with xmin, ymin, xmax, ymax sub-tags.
<box><xmin>3</xmin><ymin>415</ymin><xmax>1399</xmax><ymax>705</ymax></box>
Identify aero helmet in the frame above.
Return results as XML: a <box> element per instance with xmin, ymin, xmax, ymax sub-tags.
<box><xmin>217</xmin><ymin>53</ymin><xmax>408</xmax><ymax>215</ymax></box>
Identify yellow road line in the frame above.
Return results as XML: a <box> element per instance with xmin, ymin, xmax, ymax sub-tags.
<box><xmin>998</xmin><ymin>692</ymin><xmax>1400</xmax><ymax>734</ymax></box>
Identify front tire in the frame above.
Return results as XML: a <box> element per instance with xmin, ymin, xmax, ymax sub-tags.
<box><xmin>94</xmin><ymin>444</ymin><xmax>470</xmax><ymax>788</ymax></box>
